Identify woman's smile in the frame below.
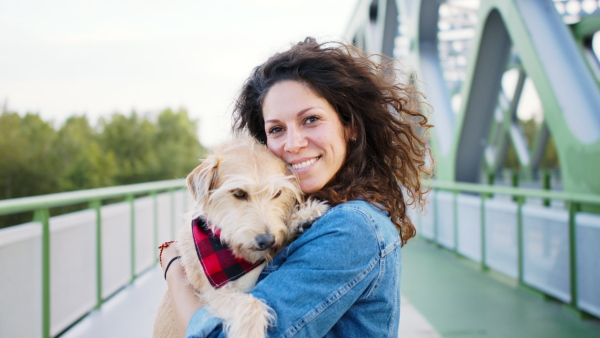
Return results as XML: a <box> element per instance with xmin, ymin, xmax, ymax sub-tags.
<box><xmin>289</xmin><ymin>156</ymin><xmax>320</xmax><ymax>173</ymax></box>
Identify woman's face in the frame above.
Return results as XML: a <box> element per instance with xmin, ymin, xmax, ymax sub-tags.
<box><xmin>263</xmin><ymin>80</ymin><xmax>350</xmax><ymax>194</ymax></box>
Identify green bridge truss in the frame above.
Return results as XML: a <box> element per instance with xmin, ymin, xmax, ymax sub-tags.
<box><xmin>345</xmin><ymin>0</ymin><xmax>600</xmax><ymax>205</ymax></box>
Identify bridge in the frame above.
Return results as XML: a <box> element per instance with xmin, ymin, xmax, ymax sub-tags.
<box><xmin>1</xmin><ymin>0</ymin><xmax>600</xmax><ymax>337</ymax></box>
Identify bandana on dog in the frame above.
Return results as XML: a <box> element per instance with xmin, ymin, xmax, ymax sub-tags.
<box><xmin>192</xmin><ymin>217</ymin><xmax>265</xmax><ymax>289</ymax></box>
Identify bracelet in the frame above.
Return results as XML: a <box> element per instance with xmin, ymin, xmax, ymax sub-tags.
<box><xmin>164</xmin><ymin>256</ymin><xmax>181</xmax><ymax>280</ymax></box>
<box><xmin>158</xmin><ymin>241</ymin><xmax>176</xmax><ymax>267</ymax></box>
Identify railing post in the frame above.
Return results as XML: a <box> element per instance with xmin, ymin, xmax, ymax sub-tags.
<box><xmin>511</xmin><ymin>170</ymin><xmax>520</xmax><ymax>202</ymax></box>
<box><xmin>542</xmin><ymin>170</ymin><xmax>551</xmax><ymax>207</ymax></box>
<box><xmin>152</xmin><ymin>192</ymin><xmax>158</xmax><ymax>264</ymax></box>
<box><xmin>481</xmin><ymin>193</ymin><xmax>488</xmax><ymax>271</ymax></box>
<box><xmin>34</xmin><ymin>208</ymin><xmax>51</xmax><ymax>338</ymax></box>
<box><xmin>170</xmin><ymin>189</ymin><xmax>176</xmax><ymax>240</ymax></box>
<box><xmin>128</xmin><ymin>194</ymin><xmax>136</xmax><ymax>284</ymax></box>
<box><xmin>568</xmin><ymin>202</ymin><xmax>580</xmax><ymax>310</ymax></box>
<box><xmin>89</xmin><ymin>200</ymin><xmax>103</xmax><ymax>309</ymax></box>
<box><xmin>433</xmin><ymin>189</ymin><xmax>439</xmax><ymax>246</ymax></box>
<box><xmin>487</xmin><ymin>171</ymin><xmax>495</xmax><ymax>186</ymax></box>
<box><xmin>453</xmin><ymin>190</ymin><xmax>459</xmax><ymax>255</ymax></box>
<box><xmin>517</xmin><ymin>196</ymin><xmax>525</xmax><ymax>284</ymax></box>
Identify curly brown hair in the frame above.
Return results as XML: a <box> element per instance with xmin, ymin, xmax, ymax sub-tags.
<box><xmin>232</xmin><ymin>37</ymin><xmax>432</xmax><ymax>245</ymax></box>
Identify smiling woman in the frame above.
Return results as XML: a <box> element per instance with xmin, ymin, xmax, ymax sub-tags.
<box><xmin>161</xmin><ymin>37</ymin><xmax>433</xmax><ymax>338</ymax></box>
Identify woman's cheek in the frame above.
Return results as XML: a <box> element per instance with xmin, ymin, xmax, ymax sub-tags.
<box><xmin>266</xmin><ymin>139</ymin><xmax>282</xmax><ymax>158</ymax></box>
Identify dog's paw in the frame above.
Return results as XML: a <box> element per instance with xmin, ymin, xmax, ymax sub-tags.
<box><xmin>224</xmin><ymin>296</ymin><xmax>274</xmax><ymax>338</ymax></box>
<box><xmin>290</xmin><ymin>198</ymin><xmax>329</xmax><ymax>235</ymax></box>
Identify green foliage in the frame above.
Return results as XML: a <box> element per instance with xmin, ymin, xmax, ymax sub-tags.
<box><xmin>153</xmin><ymin>109</ymin><xmax>207</xmax><ymax>180</ymax></box>
<box><xmin>99</xmin><ymin>112</ymin><xmax>160</xmax><ymax>184</ymax></box>
<box><xmin>502</xmin><ymin>117</ymin><xmax>560</xmax><ymax>173</ymax></box>
<box><xmin>504</xmin><ymin>141</ymin><xmax>520</xmax><ymax>170</ymax></box>
<box><xmin>0</xmin><ymin>111</ymin><xmax>62</xmax><ymax>199</ymax></box>
<box><xmin>540</xmin><ymin>134</ymin><xmax>559</xmax><ymax>169</ymax></box>
<box><xmin>0</xmin><ymin>108</ymin><xmax>206</xmax><ymax>228</ymax></box>
<box><xmin>520</xmin><ymin>117</ymin><xmax>537</xmax><ymax>147</ymax></box>
<box><xmin>98</xmin><ymin>109</ymin><xmax>206</xmax><ymax>185</ymax></box>
<box><xmin>55</xmin><ymin>115</ymin><xmax>118</xmax><ymax>190</ymax></box>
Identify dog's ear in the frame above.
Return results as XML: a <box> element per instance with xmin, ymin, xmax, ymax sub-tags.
<box><xmin>186</xmin><ymin>155</ymin><xmax>220</xmax><ymax>203</ymax></box>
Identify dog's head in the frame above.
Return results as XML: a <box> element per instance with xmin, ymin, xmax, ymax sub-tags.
<box><xmin>186</xmin><ymin>133</ymin><xmax>303</xmax><ymax>263</ymax></box>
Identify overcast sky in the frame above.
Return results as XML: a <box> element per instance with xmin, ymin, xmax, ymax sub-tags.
<box><xmin>0</xmin><ymin>0</ymin><xmax>359</xmax><ymax>147</ymax></box>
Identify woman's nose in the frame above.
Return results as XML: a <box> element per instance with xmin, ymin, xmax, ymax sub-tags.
<box><xmin>284</xmin><ymin>129</ymin><xmax>307</xmax><ymax>153</ymax></box>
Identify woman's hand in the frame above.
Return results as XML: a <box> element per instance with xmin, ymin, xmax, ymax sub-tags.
<box><xmin>160</xmin><ymin>242</ymin><xmax>181</xmax><ymax>279</ymax></box>
<box><xmin>160</xmin><ymin>242</ymin><xmax>204</xmax><ymax>335</ymax></box>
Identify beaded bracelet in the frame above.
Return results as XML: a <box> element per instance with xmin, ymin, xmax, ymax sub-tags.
<box><xmin>158</xmin><ymin>240</ymin><xmax>176</xmax><ymax>267</ymax></box>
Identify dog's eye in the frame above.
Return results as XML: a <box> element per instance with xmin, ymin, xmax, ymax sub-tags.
<box><xmin>273</xmin><ymin>190</ymin><xmax>282</xmax><ymax>199</ymax></box>
<box><xmin>231</xmin><ymin>189</ymin><xmax>248</xmax><ymax>200</ymax></box>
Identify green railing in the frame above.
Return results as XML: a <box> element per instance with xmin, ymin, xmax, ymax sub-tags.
<box><xmin>0</xmin><ymin>179</ymin><xmax>186</xmax><ymax>338</ymax></box>
<box><xmin>2</xmin><ymin>179</ymin><xmax>598</xmax><ymax>336</ymax></box>
<box><xmin>426</xmin><ymin>180</ymin><xmax>600</xmax><ymax>318</ymax></box>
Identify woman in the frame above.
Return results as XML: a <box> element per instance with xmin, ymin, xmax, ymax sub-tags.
<box><xmin>162</xmin><ymin>37</ymin><xmax>432</xmax><ymax>337</ymax></box>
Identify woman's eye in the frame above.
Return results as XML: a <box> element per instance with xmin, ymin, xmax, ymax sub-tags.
<box><xmin>232</xmin><ymin>189</ymin><xmax>248</xmax><ymax>200</ymax></box>
<box><xmin>305</xmin><ymin>116</ymin><xmax>320</xmax><ymax>125</ymax></box>
<box><xmin>268</xmin><ymin>126</ymin><xmax>283</xmax><ymax>135</ymax></box>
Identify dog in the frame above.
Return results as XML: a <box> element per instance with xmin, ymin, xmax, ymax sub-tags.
<box><xmin>153</xmin><ymin>133</ymin><xmax>328</xmax><ymax>338</ymax></box>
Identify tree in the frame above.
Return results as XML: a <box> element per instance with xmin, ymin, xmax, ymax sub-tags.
<box><xmin>98</xmin><ymin>109</ymin><xmax>206</xmax><ymax>184</ymax></box>
<box><xmin>55</xmin><ymin>116</ymin><xmax>117</xmax><ymax>191</ymax></box>
<box><xmin>153</xmin><ymin>108</ymin><xmax>206</xmax><ymax>180</ymax></box>
<box><xmin>99</xmin><ymin>112</ymin><xmax>159</xmax><ymax>184</ymax></box>
<box><xmin>0</xmin><ymin>111</ymin><xmax>61</xmax><ymax>199</ymax></box>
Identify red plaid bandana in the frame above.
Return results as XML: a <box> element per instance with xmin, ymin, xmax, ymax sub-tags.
<box><xmin>192</xmin><ymin>217</ymin><xmax>264</xmax><ymax>289</ymax></box>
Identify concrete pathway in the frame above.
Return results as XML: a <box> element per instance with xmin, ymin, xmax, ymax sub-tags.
<box><xmin>60</xmin><ymin>265</ymin><xmax>439</xmax><ymax>337</ymax></box>
<box><xmin>402</xmin><ymin>237</ymin><xmax>600</xmax><ymax>338</ymax></box>
<box><xmin>60</xmin><ymin>266</ymin><xmax>166</xmax><ymax>338</ymax></box>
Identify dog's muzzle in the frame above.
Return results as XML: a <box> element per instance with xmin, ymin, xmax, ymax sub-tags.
<box><xmin>255</xmin><ymin>234</ymin><xmax>276</xmax><ymax>251</ymax></box>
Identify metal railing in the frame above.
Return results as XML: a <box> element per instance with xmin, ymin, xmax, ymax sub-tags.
<box><xmin>0</xmin><ymin>179</ymin><xmax>186</xmax><ymax>338</ymax></box>
<box><xmin>2</xmin><ymin>178</ymin><xmax>598</xmax><ymax>336</ymax></box>
<box><xmin>425</xmin><ymin>180</ymin><xmax>600</xmax><ymax>318</ymax></box>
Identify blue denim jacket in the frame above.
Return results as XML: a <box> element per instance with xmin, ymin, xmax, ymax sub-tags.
<box><xmin>186</xmin><ymin>200</ymin><xmax>402</xmax><ymax>338</ymax></box>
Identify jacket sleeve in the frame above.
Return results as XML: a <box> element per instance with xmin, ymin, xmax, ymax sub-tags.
<box><xmin>186</xmin><ymin>206</ymin><xmax>381</xmax><ymax>338</ymax></box>
<box><xmin>186</xmin><ymin>309</ymin><xmax>223</xmax><ymax>338</ymax></box>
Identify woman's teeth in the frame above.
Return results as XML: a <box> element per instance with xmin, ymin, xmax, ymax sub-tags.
<box><xmin>292</xmin><ymin>157</ymin><xmax>318</xmax><ymax>170</ymax></box>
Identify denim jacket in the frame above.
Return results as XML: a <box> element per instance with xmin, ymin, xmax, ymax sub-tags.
<box><xmin>186</xmin><ymin>200</ymin><xmax>402</xmax><ymax>338</ymax></box>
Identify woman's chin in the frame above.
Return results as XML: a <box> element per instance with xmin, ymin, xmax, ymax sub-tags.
<box><xmin>300</xmin><ymin>179</ymin><xmax>325</xmax><ymax>194</ymax></box>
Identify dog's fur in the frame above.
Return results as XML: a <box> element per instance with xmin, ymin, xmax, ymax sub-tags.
<box><xmin>153</xmin><ymin>134</ymin><xmax>328</xmax><ymax>338</ymax></box>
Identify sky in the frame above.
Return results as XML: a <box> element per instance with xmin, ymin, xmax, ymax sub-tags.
<box><xmin>0</xmin><ymin>0</ymin><xmax>359</xmax><ymax>148</ymax></box>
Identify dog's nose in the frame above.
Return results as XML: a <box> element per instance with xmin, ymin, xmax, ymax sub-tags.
<box><xmin>255</xmin><ymin>234</ymin><xmax>275</xmax><ymax>251</ymax></box>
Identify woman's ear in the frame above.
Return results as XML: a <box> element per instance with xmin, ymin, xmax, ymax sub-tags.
<box><xmin>186</xmin><ymin>155</ymin><xmax>220</xmax><ymax>205</ymax></box>
<box><xmin>346</xmin><ymin>124</ymin><xmax>358</xmax><ymax>142</ymax></box>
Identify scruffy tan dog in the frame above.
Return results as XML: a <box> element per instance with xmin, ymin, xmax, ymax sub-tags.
<box><xmin>153</xmin><ymin>134</ymin><xmax>328</xmax><ymax>338</ymax></box>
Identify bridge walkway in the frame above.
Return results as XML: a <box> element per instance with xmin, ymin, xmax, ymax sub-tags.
<box><xmin>402</xmin><ymin>238</ymin><xmax>600</xmax><ymax>337</ymax></box>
